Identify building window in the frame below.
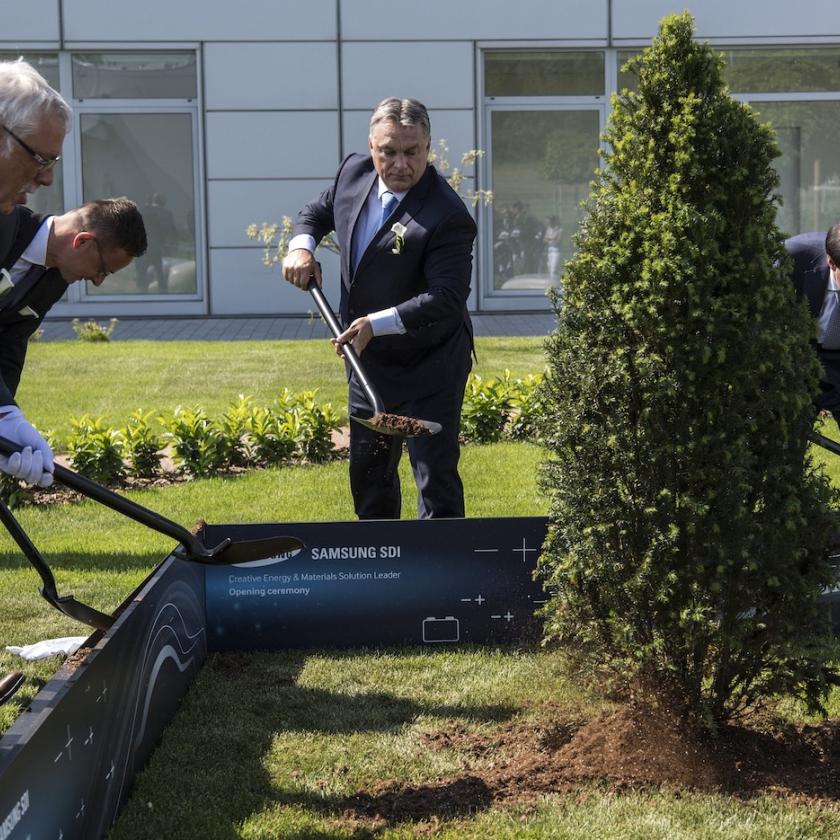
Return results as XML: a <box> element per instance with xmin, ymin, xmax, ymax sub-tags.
<box><xmin>482</xmin><ymin>50</ymin><xmax>604</xmax><ymax>304</ymax></box>
<box><xmin>2</xmin><ymin>50</ymin><xmax>201</xmax><ymax>304</ymax></box>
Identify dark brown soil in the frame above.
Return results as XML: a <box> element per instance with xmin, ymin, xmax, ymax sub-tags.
<box><xmin>369</xmin><ymin>413</ymin><xmax>434</xmax><ymax>437</ymax></box>
<box><xmin>336</xmin><ymin>703</ymin><xmax>840</xmax><ymax>829</ymax></box>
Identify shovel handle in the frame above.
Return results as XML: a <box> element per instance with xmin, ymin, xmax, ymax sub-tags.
<box><xmin>0</xmin><ymin>435</ymin><xmax>208</xmax><ymax>557</ymax></box>
<box><xmin>307</xmin><ymin>279</ymin><xmax>385</xmax><ymax>416</ymax></box>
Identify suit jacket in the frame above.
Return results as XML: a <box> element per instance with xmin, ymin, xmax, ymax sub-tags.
<box><xmin>787</xmin><ymin>231</ymin><xmax>831</xmax><ymax>320</ymax></box>
<box><xmin>0</xmin><ymin>207</ymin><xmax>67</xmax><ymax>405</ymax></box>
<box><xmin>293</xmin><ymin>154</ymin><xmax>476</xmax><ymax>404</ymax></box>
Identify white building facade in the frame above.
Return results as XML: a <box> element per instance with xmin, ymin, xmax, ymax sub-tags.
<box><xmin>3</xmin><ymin>0</ymin><xmax>840</xmax><ymax>318</ymax></box>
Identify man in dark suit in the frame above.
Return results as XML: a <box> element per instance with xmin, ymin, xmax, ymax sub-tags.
<box><xmin>787</xmin><ymin>224</ymin><xmax>840</xmax><ymax>425</ymax></box>
<box><xmin>283</xmin><ymin>97</ymin><xmax>476</xmax><ymax>519</ymax></box>
<box><xmin>0</xmin><ymin>59</ymin><xmax>71</xmax><ymax>705</ymax></box>
<box><xmin>0</xmin><ymin>198</ymin><xmax>147</xmax><ymax>487</ymax></box>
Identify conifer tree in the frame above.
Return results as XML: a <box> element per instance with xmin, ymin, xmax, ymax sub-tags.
<box><xmin>537</xmin><ymin>12</ymin><xmax>839</xmax><ymax>722</ymax></box>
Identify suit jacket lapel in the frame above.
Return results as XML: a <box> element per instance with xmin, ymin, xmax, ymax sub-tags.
<box><xmin>346</xmin><ymin>170</ymin><xmax>378</xmax><ymax>284</ymax></box>
<box><xmin>0</xmin><ymin>263</ymin><xmax>47</xmax><ymax>316</ymax></box>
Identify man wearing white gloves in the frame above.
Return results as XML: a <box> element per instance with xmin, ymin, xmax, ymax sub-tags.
<box><xmin>0</xmin><ymin>59</ymin><xmax>71</xmax><ymax>490</ymax></box>
<box><xmin>0</xmin><ymin>58</ymin><xmax>71</xmax><ymax>704</ymax></box>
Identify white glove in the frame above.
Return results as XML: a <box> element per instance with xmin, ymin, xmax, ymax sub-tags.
<box><xmin>0</xmin><ymin>406</ymin><xmax>54</xmax><ymax>488</ymax></box>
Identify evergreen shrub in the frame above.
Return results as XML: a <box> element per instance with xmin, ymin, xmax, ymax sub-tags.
<box><xmin>537</xmin><ymin>13</ymin><xmax>839</xmax><ymax>722</ymax></box>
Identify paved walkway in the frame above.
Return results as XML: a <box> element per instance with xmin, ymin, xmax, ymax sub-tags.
<box><xmin>38</xmin><ymin>312</ymin><xmax>556</xmax><ymax>342</ymax></box>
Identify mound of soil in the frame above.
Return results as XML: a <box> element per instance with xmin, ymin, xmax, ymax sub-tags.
<box><xmin>339</xmin><ymin>703</ymin><xmax>840</xmax><ymax>829</ymax></box>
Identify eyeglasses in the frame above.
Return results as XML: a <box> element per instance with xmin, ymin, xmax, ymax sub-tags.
<box><xmin>90</xmin><ymin>236</ymin><xmax>112</xmax><ymax>279</ymax></box>
<box><xmin>3</xmin><ymin>125</ymin><xmax>60</xmax><ymax>172</ymax></box>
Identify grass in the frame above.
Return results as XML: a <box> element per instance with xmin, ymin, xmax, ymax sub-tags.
<box><xmin>19</xmin><ymin>336</ymin><xmax>547</xmax><ymax>445</ymax></box>
<box><xmin>1</xmin><ymin>335</ymin><xmax>839</xmax><ymax>838</ymax></box>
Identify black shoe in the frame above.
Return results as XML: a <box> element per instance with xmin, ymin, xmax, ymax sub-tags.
<box><xmin>0</xmin><ymin>671</ymin><xmax>24</xmax><ymax>705</ymax></box>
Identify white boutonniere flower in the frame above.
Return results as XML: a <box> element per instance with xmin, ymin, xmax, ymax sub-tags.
<box><xmin>391</xmin><ymin>222</ymin><xmax>407</xmax><ymax>255</ymax></box>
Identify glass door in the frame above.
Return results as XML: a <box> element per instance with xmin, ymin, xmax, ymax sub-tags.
<box><xmin>481</xmin><ymin>104</ymin><xmax>603</xmax><ymax>309</ymax></box>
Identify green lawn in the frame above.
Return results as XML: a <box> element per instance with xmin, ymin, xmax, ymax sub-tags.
<box><xmin>0</xmin><ymin>336</ymin><xmax>838</xmax><ymax>838</ymax></box>
<box><xmin>19</xmin><ymin>336</ymin><xmax>547</xmax><ymax>445</ymax></box>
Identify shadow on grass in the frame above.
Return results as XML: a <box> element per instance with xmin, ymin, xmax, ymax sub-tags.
<box><xmin>114</xmin><ymin>649</ymin><xmax>520</xmax><ymax>839</ymax></box>
<box><xmin>0</xmin><ymin>549</ymin><xmax>173</xmax><ymax>573</ymax></box>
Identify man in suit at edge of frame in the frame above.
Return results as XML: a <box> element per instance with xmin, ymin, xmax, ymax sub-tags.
<box><xmin>787</xmin><ymin>223</ymin><xmax>840</xmax><ymax>428</ymax></box>
<box><xmin>283</xmin><ymin>97</ymin><xmax>477</xmax><ymax>520</ymax></box>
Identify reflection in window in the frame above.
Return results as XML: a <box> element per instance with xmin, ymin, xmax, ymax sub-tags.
<box><xmin>81</xmin><ymin>113</ymin><xmax>197</xmax><ymax>295</ymax></box>
<box><xmin>485</xmin><ymin>51</ymin><xmax>605</xmax><ymax>97</ymax></box>
<box><xmin>72</xmin><ymin>53</ymin><xmax>197</xmax><ymax>99</ymax></box>
<box><xmin>490</xmin><ymin>110</ymin><xmax>600</xmax><ymax>291</ymax></box>
<box><xmin>726</xmin><ymin>49</ymin><xmax>840</xmax><ymax>94</ymax></box>
<box><xmin>749</xmin><ymin>101</ymin><xmax>840</xmax><ymax>236</ymax></box>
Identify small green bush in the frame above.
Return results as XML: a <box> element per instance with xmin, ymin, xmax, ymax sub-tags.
<box><xmin>461</xmin><ymin>373</ymin><xmax>515</xmax><ymax>444</ymax></box>
<box><xmin>506</xmin><ymin>373</ymin><xmax>548</xmax><ymax>442</ymax></box>
<box><xmin>67</xmin><ymin>414</ymin><xmax>125</xmax><ymax>484</ymax></box>
<box><xmin>246</xmin><ymin>405</ymin><xmax>297</xmax><ymax>466</ymax></box>
<box><xmin>72</xmin><ymin>318</ymin><xmax>118</xmax><ymax>342</ymax></box>
<box><xmin>161</xmin><ymin>405</ymin><xmax>228</xmax><ymax>479</ymax></box>
<box><xmin>121</xmin><ymin>410</ymin><xmax>162</xmax><ymax>479</ymax></box>
<box><xmin>219</xmin><ymin>395</ymin><xmax>257</xmax><ymax>467</ymax></box>
<box><xmin>286</xmin><ymin>390</ymin><xmax>341</xmax><ymax>463</ymax></box>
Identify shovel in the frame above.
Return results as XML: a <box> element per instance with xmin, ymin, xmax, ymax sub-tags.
<box><xmin>307</xmin><ymin>278</ymin><xmax>441</xmax><ymax>438</ymax></box>
<box><xmin>0</xmin><ymin>497</ymin><xmax>114</xmax><ymax>630</ymax></box>
<box><xmin>0</xmin><ymin>436</ymin><xmax>304</xmax><ymax>566</ymax></box>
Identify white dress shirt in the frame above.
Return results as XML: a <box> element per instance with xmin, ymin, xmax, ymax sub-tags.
<box><xmin>288</xmin><ymin>177</ymin><xmax>407</xmax><ymax>336</ymax></box>
<box><xmin>9</xmin><ymin>217</ymin><xmax>53</xmax><ymax>284</ymax></box>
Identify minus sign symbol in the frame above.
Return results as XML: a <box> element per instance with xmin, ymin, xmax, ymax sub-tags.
<box><xmin>474</xmin><ymin>549</ymin><xmax>498</xmax><ymax>553</ymax></box>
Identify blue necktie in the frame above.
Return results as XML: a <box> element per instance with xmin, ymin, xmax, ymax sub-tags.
<box><xmin>380</xmin><ymin>192</ymin><xmax>399</xmax><ymax>228</ymax></box>
<box><xmin>823</xmin><ymin>290</ymin><xmax>840</xmax><ymax>349</ymax></box>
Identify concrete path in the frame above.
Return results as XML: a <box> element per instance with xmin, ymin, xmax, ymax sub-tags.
<box><xmin>38</xmin><ymin>312</ymin><xmax>556</xmax><ymax>342</ymax></box>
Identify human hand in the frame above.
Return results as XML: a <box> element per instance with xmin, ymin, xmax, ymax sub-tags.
<box><xmin>0</xmin><ymin>406</ymin><xmax>54</xmax><ymax>488</ymax></box>
<box><xmin>282</xmin><ymin>249</ymin><xmax>321</xmax><ymax>289</ymax></box>
<box><xmin>332</xmin><ymin>317</ymin><xmax>373</xmax><ymax>357</ymax></box>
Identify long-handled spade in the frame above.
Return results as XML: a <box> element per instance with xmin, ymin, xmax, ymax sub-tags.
<box><xmin>0</xmin><ymin>436</ymin><xmax>305</xmax><ymax>566</ymax></box>
<box><xmin>307</xmin><ymin>278</ymin><xmax>442</xmax><ymax>438</ymax></box>
<box><xmin>0</xmin><ymin>497</ymin><xmax>114</xmax><ymax>630</ymax></box>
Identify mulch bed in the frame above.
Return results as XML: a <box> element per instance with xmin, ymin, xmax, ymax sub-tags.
<box><xmin>337</xmin><ymin>702</ymin><xmax>840</xmax><ymax>829</ymax></box>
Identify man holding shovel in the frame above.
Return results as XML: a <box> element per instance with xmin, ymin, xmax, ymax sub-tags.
<box><xmin>283</xmin><ymin>97</ymin><xmax>476</xmax><ymax>520</ymax></box>
<box><xmin>0</xmin><ymin>58</ymin><xmax>71</xmax><ymax>705</ymax></box>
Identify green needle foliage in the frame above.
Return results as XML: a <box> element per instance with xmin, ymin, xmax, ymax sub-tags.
<box><xmin>537</xmin><ymin>13</ymin><xmax>839</xmax><ymax>723</ymax></box>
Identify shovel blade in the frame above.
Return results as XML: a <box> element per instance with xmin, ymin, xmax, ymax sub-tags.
<box><xmin>204</xmin><ymin>534</ymin><xmax>305</xmax><ymax>566</ymax></box>
<box><xmin>351</xmin><ymin>414</ymin><xmax>442</xmax><ymax>438</ymax></box>
<box><xmin>40</xmin><ymin>589</ymin><xmax>114</xmax><ymax>631</ymax></box>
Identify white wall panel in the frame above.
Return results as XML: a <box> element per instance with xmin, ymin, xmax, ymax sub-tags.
<box><xmin>341</xmin><ymin>0</ymin><xmax>605</xmax><ymax>40</ymax></box>
<box><xmin>341</xmin><ymin>109</ymin><xmax>477</xmax><ymax>176</ymax></box>
<box><xmin>206</xmin><ymin>112</ymin><xmax>339</xmax><ymax>179</ymax></box>
<box><xmin>613</xmin><ymin>1</ymin><xmax>840</xmax><ymax>40</ymax></box>
<box><xmin>204</xmin><ymin>43</ymin><xmax>338</xmax><ymax>110</ymax></box>
<box><xmin>208</xmin><ymin>178</ymin><xmax>334</xmax><ymax>248</ymax></box>
<box><xmin>62</xmin><ymin>0</ymin><xmax>335</xmax><ymax>42</ymax></box>
<box><xmin>342</xmin><ymin>42</ymin><xmax>473</xmax><ymax>110</ymax></box>
<box><xmin>0</xmin><ymin>2</ymin><xmax>60</xmax><ymax>43</ymax></box>
<box><xmin>209</xmin><ymin>247</ymin><xmax>341</xmax><ymax>315</ymax></box>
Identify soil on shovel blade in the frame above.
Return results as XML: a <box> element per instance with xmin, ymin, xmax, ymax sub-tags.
<box><xmin>369</xmin><ymin>412</ymin><xmax>434</xmax><ymax>436</ymax></box>
<box><xmin>335</xmin><ymin>702</ymin><xmax>840</xmax><ymax>830</ymax></box>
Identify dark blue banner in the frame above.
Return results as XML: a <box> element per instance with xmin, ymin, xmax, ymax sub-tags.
<box><xmin>204</xmin><ymin>517</ymin><xmax>549</xmax><ymax>650</ymax></box>
<box><xmin>0</xmin><ymin>558</ymin><xmax>206</xmax><ymax>840</ymax></box>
